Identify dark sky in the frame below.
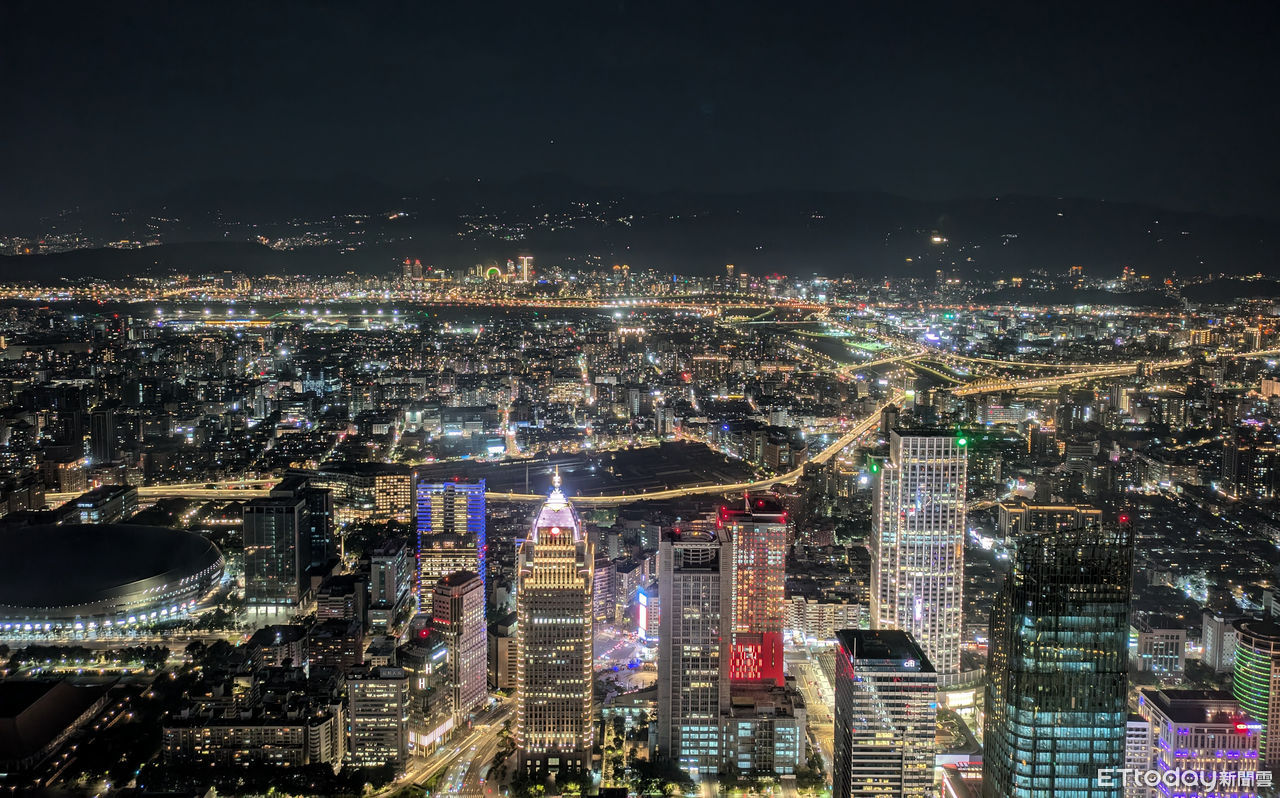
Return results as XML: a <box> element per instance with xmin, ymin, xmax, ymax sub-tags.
<box><xmin>2</xmin><ymin>1</ymin><xmax>1279</xmax><ymax>221</ymax></box>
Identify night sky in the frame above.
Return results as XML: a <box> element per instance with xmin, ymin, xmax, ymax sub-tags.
<box><xmin>3</xmin><ymin>1</ymin><xmax>1278</xmax><ymax>221</ymax></box>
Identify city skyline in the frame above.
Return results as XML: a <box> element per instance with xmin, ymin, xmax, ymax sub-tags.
<box><xmin>3</xmin><ymin>3</ymin><xmax>1280</xmax><ymax>797</ymax></box>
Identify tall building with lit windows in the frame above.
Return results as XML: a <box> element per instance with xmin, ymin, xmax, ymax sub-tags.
<box><xmin>722</xmin><ymin>494</ymin><xmax>787</xmax><ymax>686</ymax></box>
<box><xmin>657</xmin><ymin>527</ymin><xmax>732</xmax><ymax>780</ymax></box>
<box><xmin>870</xmin><ymin>430</ymin><xmax>967</xmax><ymax>674</ymax></box>
<box><xmin>433</xmin><ymin>571</ymin><xmax>487</xmax><ymax>725</ymax></box>
<box><xmin>833</xmin><ymin>629</ymin><xmax>936</xmax><ymax>798</ymax></box>
<box><xmin>983</xmin><ymin>520</ymin><xmax>1134</xmax><ymax>798</ymax></box>
<box><xmin>1232</xmin><ymin>617</ymin><xmax>1280</xmax><ymax>768</ymax></box>
<box><xmin>1222</xmin><ymin>422</ymin><xmax>1280</xmax><ymax>501</ymax></box>
<box><xmin>347</xmin><ymin>665</ymin><xmax>411</xmax><ymax>773</ymax></box>
<box><xmin>416</xmin><ymin>479</ymin><xmax>486</xmax><ymax>613</ymax></box>
<box><xmin>515</xmin><ymin>471</ymin><xmax>594</xmax><ymax>775</ymax></box>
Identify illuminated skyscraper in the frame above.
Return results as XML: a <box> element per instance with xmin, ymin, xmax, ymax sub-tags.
<box><xmin>657</xmin><ymin>527</ymin><xmax>732</xmax><ymax>779</ymax></box>
<box><xmin>433</xmin><ymin>571</ymin><xmax>487</xmax><ymax>724</ymax></box>
<box><xmin>1232</xmin><ymin>617</ymin><xmax>1280</xmax><ymax>768</ymax></box>
<box><xmin>722</xmin><ymin>494</ymin><xmax>787</xmax><ymax>686</ymax></box>
<box><xmin>871</xmin><ymin>430</ymin><xmax>967</xmax><ymax>674</ymax></box>
<box><xmin>347</xmin><ymin>665</ymin><xmax>411</xmax><ymax>773</ymax></box>
<box><xmin>1222</xmin><ymin>422</ymin><xmax>1280</xmax><ymax>501</ymax></box>
<box><xmin>515</xmin><ymin>471</ymin><xmax>594</xmax><ymax>775</ymax></box>
<box><xmin>416</xmin><ymin>479</ymin><xmax>486</xmax><ymax>613</ymax></box>
<box><xmin>243</xmin><ymin>475</ymin><xmax>336</xmax><ymax>614</ymax></box>
<box><xmin>833</xmin><ymin>629</ymin><xmax>936</xmax><ymax>798</ymax></box>
<box><xmin>243</xmin><ymin>495</ymin><xmax>306</xmax><ymax>612</ymax></box>
<box><xmin>983</xmin><ymin>521</ymin><xmax>1134</xmax><ymax>798</ymax></box>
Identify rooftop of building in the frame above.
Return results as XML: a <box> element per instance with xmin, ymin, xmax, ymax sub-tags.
<box><xmin>1134</xmin><ymin>614</ymin><xmax>1185</xmax><ymax>632</ymax></box>
<box><xmin>347</xmin><ymin>664</ymin><xmax>408</xmax><ymax>680</ymax></box>
<box><xmin>73</xmin><ymin>483</ymin><xmax>135</xmax><ymax>503</ymax></box>
<box><xmin>315</xmin><ymin>462</ymin><xmax>413</xmax><ymax>476</ymax></box>
<box><xmin>248</xmin><ymin>624</ymin><xmax>308</xmax><ymax>648</ymax></box>
<box><xmin>436</xmin><ymin>570</ymin><xmax>481</xmax><ymax>588</ymax></box>
<box><xmin>0</xmin><ymin>679</ymin><xmax>117</xmax><ymax>762</ymax></box>
<box><xmin>661</xmin><ymin>527</ymin><xmax>722</xmax><ymax>544</ymax></box>
<box><xmin>836</xmin><ymin>628</ymin><xmax>936</xmax><ymax>672</ymax></box>
<box><xmin>724</xmin><ymin>680</ymin><xmax>805</xmax><ymax>718</ymax></box>
<box><xmin>940</xmin><ymin>764</ymin><xmax>983</xmax><ymax>798</ymax></box>
<box><xmin>722</xmin><ymin>493</ymin><xmax>785</xmax><ymax>517</ymax></box>
<box><xmin>0</xmin><ymin>524</ymin><xmax>223</xmax><ymax>610</ymax></box>
<box><xmin>1233</xmin><ymin>616</ymin><xmax>1280</xmax><ymax>643</ymax></box>
<box><xmin>1143</xmin><ymin>689</ymin><xmax>1251</xmax><ymax>725</ymax></box>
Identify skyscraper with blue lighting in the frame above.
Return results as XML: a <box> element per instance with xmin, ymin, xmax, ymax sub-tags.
<box><xmin>982</xmin><ymin>519</ymin><xmax>1134</xmax><ymax>798</ymax></box>
<box><xmin>416</xmin><ymin>479</ymin><xmax>486</xmax><ymax>612</ymax></box>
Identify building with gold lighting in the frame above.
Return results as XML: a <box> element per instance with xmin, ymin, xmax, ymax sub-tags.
<box><xmin>515</xmin><ymin>470</ymin><xmax>595</xmax><ymax>776</ymax></box>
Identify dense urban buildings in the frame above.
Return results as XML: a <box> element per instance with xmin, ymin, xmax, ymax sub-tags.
<box><xmin>3</xmin><ymin>240</ymin><xmax>1280</xmax><ymax>797</ymax></box>
<box><xmin>5</xmin><ymin>2</ymin><xmax>1280</xmax><ymax>796</ymax></box>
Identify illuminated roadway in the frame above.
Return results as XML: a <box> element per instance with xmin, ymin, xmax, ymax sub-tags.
<box><xmin>50</xmin><ymin>394</ymin><xmax>903</xmax><ymax>508</ymax></box>
<box><xmin>484</xmin><ymin>392</ymin><xmax>905</xmax><ymax>505</ymax></box>
<box><xmin>950</xmin><ymin>359</ymin><xmax>1193</xmax><ymax>396</ymax></box>
<box><xmin>56</xmin><ymin>340</ymin><xmax>1275</xmax><ymax>506</ymax></box>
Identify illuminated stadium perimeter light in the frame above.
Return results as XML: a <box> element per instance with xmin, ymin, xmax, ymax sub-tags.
<box><xmin>0</xmin><ymin>524</ymin><xmax>224</xmax><ymax>636</ymax></box>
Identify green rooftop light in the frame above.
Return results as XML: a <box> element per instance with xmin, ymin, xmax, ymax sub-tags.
<box><xmin>957</xmin><ymin>437</ymin><xmax>968</xmax><ymax>447</ymax></box>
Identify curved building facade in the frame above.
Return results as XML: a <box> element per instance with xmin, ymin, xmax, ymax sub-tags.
<box><xmin>0</xmin><ymin>524</ymin><xmax>224</xmax><ymax>634</ymax></box>
<box><xmin>1233</xmin><ymin>617</ymin><xmax>1280</xmax><ymax>768</ymax></box>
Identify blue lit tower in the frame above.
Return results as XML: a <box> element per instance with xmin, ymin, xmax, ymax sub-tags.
<box><xmin>416</xmin><ymin>479</ymin><xmax>486</xmax><ymax>610</ymax></box>
<box><xmin>982</xmin><ymin>517</ymin><xmax>1134</xmax><ymax>798</ymax></box>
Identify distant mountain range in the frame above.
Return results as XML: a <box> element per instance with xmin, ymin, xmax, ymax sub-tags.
<box><xmin>2</xmin><ymin>175</ymin><xmax>1277</xmax><ymax>281</ymax></box>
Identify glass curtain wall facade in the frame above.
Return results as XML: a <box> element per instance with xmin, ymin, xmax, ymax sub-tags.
<box><xmin>983</xmin><ymin>522</ymin><xmax>1134</xmax><ymax>798</ymax></box>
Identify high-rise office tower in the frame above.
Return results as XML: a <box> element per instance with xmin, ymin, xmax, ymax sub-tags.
<box><xmin>657</xmin><ymin>527</ymin><xmax>732</xmax><ymax>779</ymax></box>
<box><xmin>243</xmin><ymin>475</ymin><xmax>335</xmax><ymax>614</ymax></box>
<box><xmin>871</xmin><ymin>430</ymin><xmax>967</xmax><ymax>674</ymax></box>
<box><xmin>515</xmin><ymin>471</ymin><xmax>594</xmax><ymax>775</ymax></box>
<box><xmin>243</xmin><ymin>492</ymin><xmax>308</xmax><ymax>612</ymax></box>
<box><xmin>833</xmin><ymin>629</ymin><xmax>937</xmax><ymax>798</ymax></box>
<box><xmin>995</xmin><ymin>500</ymin><xmax>1103</xmax><ymax>540</ymax></box>
<box><xmin>433</xmin><ymin>570</ymin><xmax>487</xmax><ymax>724</ymax></box>
<box><xmin>368</xmin><ymin>538</ymin><xmax>414</xmax><ymax>634</ymax></box>
<box><xmin>89</xmin><ymin>403</ymin><xmax>118</xmax><ymax>464</ymax></box>
<box><xmin>416</xmin><ymin>479</ymin><xmax>486</xmax><ymax>613</ymax></box>
<box><xmin>722</xmin><ymin>494</ymin><xmax>787</xmax><ymax>686</ymax></box>
<box><xmin>1233</xmin><ymin>617</ymin><xmax>1280</xmax><ymax>768</ymax></box>
<box><xmin>272</xmin><ymin>474</ymin><xmax>335</xmax><ymax>571</ymax></box>
<box><xmin>347</xmin><ymin>665</ymin><xmax>411</xmax><ymax>773</ymax></box>
<box><xmin>983</xmin><ymin>521</ymin><xmax>1134</xmax><ymax>798</ymax></box>
<box><xmin>1223</xmin><ymin>423</ymin><xmax>1280</xmax><ymax>501</ymax></box>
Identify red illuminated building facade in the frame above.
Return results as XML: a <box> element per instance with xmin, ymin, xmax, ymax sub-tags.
<box><xmin>721</xmin><ymin>494</ymin><xmax>787</xmax><ymax>686</ymax></box>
